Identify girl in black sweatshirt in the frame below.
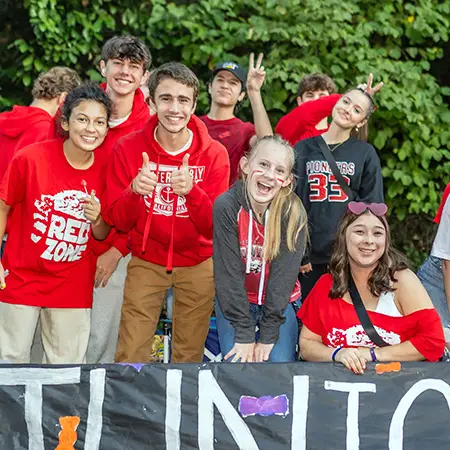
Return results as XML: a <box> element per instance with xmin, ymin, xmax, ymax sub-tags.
<box><xmin>213</xmin><ymin>135</ymin><xmax>308</xmax><ymax>363</ymax></box>
<box><xmin>295</xmin><ymin>77</ymin><xmax>384</xmax><ymax>299</ymax></box>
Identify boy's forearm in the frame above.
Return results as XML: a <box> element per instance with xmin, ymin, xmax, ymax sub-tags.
<box><xmin>248</xmin><ymin>90</ymin><xmax>273</xmax><ymax>138</ymax></box>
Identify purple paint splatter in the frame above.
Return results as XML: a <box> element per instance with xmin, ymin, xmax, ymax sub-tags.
<box><xmin>116</xmin><ymin>363</ymin><xmax>145</xmax><ymax>372</ymax></box>
<box><xmin>239</xmin><ymin>395</ymin><xmax>289</xmax><ymax>418</ymax></box>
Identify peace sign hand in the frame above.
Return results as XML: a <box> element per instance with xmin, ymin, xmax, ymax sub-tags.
<box><xmin>359</xmin><ymin>73</ymin><xmax>384</xmax><ymax>97</ymax></box>
<box><xmin>246</xmin><ymin>53</ymin><xmax>266</xmax><ymax>93</ymax></box>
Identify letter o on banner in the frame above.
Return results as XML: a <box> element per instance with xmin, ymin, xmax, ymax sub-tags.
<box><xmin>389</xmin><ymin>379</ymin><xmax>450</xmax><ymax>450</ymax></box>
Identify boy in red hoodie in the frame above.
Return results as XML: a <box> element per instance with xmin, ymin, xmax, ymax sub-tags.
<box><xmin>107</xmin><ymin>62</ymin><xmax>230</xmax><ymax>363</ymax></box>
<box><xmin>0</xmin><ymin>66</ymin><xmax>81</xmax><ymax>181</ymax></box>
<box><xmin>275</xmin><ymin>73</ymin><xmax>339</xmax><ymax>146</ymax></box>
<box><xmin>86</xmin><ymin>35</ymin><xmax>152</xmax><ymax>364</ymax></box>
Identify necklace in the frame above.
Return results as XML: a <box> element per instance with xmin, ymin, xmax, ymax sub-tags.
<box><xmin>324</xmin><ymin>137</ymin><xmax>349</xmax><ymax>153</ymax></box>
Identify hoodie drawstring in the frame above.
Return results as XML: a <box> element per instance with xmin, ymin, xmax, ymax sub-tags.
<box><xmin>166</xmin><ymin>194</ymin><xmax>178</xmax><ymax>273</ymax></box>
<box><xmin>141</xmin><ymin>154</ymin><xmax>160</xmax><ymax>254</ymax></box>
<box><xmin>257</xmin><ymin>210</ymin><xmax>269</xmax><ymax>305</ymax></box>
<box><xmin>245</xmin><ymin>209</ymin><xmax>254</xmax><ymax>274</ymax></box>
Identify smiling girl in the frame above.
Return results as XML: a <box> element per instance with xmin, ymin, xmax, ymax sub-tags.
<box><xmin>0</xmin><ymin>83</ymin><xmax>111</xmax><ymax>364</ymax></box>
<box><xmin>298</xmin><ymin>203</ymin><xmax>445</xmax><ymax>374</ymax></box>
<box><xmin>295</xmin><ymin>76</ymin><xmax>384</xmax><ymax>299</ymax></box>
<box><xmin>213</xmin><ymin>135</ymin><xmax>308</xmax><ymax>363</ymax></box>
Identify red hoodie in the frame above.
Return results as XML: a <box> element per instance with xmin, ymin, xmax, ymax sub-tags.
<box><xmin>89</xmin><ymin>84</ymin><xmax>150</xmax><ymax>257</ymax></box>
<box><xmin>275</xmin><ymin>94</ymin><xmax>341</xmax><ymax>146</ymax></box>
<box><xmin>435</xmin><ymin>183</ymin><xmax>450</xmax><ymax>224</ymax></box>
<box><xmin>106</xmin><ymin>114</ymin><xmax>230</xmax><ymax>270</ymax></box>
<box><xmin>0</xmin><ymin>106</ymin><xmax>53</xmax><ymax>181</ymax></box>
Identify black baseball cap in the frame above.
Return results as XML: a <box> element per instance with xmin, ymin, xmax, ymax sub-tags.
<box><xmin>212</xmin><ymin>62</ymin><xmax>247</xmax><ymax>89</ymax></box>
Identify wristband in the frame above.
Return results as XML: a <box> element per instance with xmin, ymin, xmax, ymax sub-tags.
<box><xmin>370</xmin><ymin>347</ymin><xmax>378</xmax><ymax>362</ymax></box>
<box><xmin>332</xmin><ymin>347</ymin><xmax>343</xmax><ymax>362</ymax></box>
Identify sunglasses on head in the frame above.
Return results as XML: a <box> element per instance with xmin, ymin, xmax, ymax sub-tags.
<box><xmin>348</xmin><ymin>201</ymin><xmax>388</xmax><ymax>216</ymax></box>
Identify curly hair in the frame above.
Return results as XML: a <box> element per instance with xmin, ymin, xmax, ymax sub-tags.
<box><xmin>31</xmin><ymin>67</ymin><xmax>81</xmax><ymax>100</ymax></box>
<box><xmin>297</xmin><ymin>73</ymin><xmax>337</xmax><ymax>98</ymax></box>
<box><xmin>329</xmin><ymin>210</ymin><xmax>409</xmax><ymax>299</ymax></box>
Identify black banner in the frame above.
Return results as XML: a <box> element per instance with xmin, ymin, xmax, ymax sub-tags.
<box><xmin>1</xmin><ymin>362</ymin><xmax>450</xmax><ymax>449</ymax></box>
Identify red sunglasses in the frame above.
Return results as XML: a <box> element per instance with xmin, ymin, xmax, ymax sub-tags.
<box><xmin>348</xmin><ymin>201</ymin><xmax>388</xmax><ymax>216</ymax></box>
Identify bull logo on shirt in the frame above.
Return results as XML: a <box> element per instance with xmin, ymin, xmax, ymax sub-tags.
<box><xmin>143</xmin><ymin>162</ymin><xmax>205</xmax><ymax>217</ymax></box>
<box><xmin>33</xmin><ymin>190</ymin><xmax>95</xmax><ymax>262</ymax></box>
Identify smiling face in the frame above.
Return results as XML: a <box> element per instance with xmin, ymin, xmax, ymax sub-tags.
<box><xmin>209</xmin><ymin>70</ymin><xmax>245</xmax><ymax>107</ymax></box>
<box><xmin>345</xmin><ymin>212</ymin><xmax>387</xmax><ymax>270</ymax></box>
<box><xmin>241</xmin><ymin>141</ymin><xmax>293</xmax><ymax>212</ymax></box>
<box><xmin>62</xmin><ymin>100</ymin><xmax>108</xmax><ymax>152</ymax></box>
<box><xmin>332</xmin><ymin>90</ymin><xmax>371</xmax><ymax>130</ymax></box>
<box><xmin>152</xmin><ymin>78</ymin><xmax>196</xmax><ymax>135</ymax></box>
<box><xmin>101</xmin><ymin>58</ymin><xmax>145</xmax><ymax>96</ymax></box>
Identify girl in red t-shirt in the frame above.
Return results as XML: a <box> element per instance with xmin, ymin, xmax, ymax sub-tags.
<box><xmin>0</xmin><ymin>83</ymin><xmax>111</xmax><ymax>364</ymax></box>
<box><xmin>298</xmin><ymin>202</ymin><xmax>445</xmax><ymax>374</ymax></box>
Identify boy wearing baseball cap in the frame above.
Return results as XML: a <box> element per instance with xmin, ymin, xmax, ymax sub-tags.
<box><xmin>200</xmin><ymin>54</ymin><xmax>272</xmax><ymax>186</ymax></box>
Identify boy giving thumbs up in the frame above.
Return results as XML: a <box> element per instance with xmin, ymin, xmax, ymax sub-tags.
<box><xmin>106</xmin><ymin>63</ymin><xmax>230</xmax><ymax>363</ymax></box>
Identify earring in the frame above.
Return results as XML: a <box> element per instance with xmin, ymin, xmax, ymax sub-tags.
<box><xmin>355</xmin><ymin>126</ymin><xmax>359</xmax><ymax>132</ymax></box>
<box><xmin>101</xmin><ymin>70</ymin><xmax>106</xmax><ymax>76</ymax></box>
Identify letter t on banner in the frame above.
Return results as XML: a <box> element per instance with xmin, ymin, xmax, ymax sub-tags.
<box><xmin>0</xmin><ymin>367</ymin><xmax>81</xmax><ymax>450</ymax></box>
<box><xmin>324</xmin><ymin>381</ymin><xmax>376</xmax><ymax>450</ymax></box>
<box><xmin>198</xmin><ymin>370</ymin><xmax>259</xmax><ymax>450</ymax></box>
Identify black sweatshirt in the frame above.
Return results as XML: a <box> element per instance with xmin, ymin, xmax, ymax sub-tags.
<box><xmin>295</xmin><ymin>135</ymin><xmax>384</xmax><ymax>265</ymax></box>
<box><xmin>213</xmin><ymin>181</ymin><xmax>306</xmax><ymax>344</ymax></box>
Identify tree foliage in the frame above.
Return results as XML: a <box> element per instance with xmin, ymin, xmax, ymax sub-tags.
<box><xmin>1</xmin><ymin>0</ymin><xmax>449</xmax><ymax>265</ymax></box>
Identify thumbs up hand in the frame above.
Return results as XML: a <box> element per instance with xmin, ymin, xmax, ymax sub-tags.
<box><xmin>132</xmin><ymin>152</ymin><xmax>158</xmax><ymax>196</ymax></box>
<box><xmin>170</xmin><ymin>153</ymin><xmax>193</xmax><ymax>196</ymax></box>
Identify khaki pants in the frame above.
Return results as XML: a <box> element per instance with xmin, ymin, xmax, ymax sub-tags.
<box><xmin>0</xmin><ymin>303</ymin><xmax>90</xmax><ymax>364</ymax></box>
<box><xmin>115</xmin><ymin>257</ymin><xmax>214</xmax><ymax>363</ymax></box>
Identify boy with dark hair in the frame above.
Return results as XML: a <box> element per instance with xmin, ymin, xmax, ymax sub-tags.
<box><xmin>276</xmin><ymin>73</ymin><xmax>341</xmax><ymax>146</ymax></box>
<box><xmin>0</xmin><ymin>67</ymin><xmax>81</xmax><ymax>181</ymax></box>
<box><xmin>86</xmin><ymin>35</ymin><xmax>152</xmax><ymax>364</ymax></box>
<box><xmin>200</xmin><ymin>53</ymin><xmax>272</xmax><ymax>186</ymax></box>
<box><xmin>106</xmin><ymin>62</ymin><xmax>230</xmax><ymax>363</ymax></box>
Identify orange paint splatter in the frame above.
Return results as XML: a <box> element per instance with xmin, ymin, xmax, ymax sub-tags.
<box><xmin>376</xmin><ymin>362</ymin><xmax>401</xmax><ymax>374</ymax></box>
<box><xmin>55</xmin><ymin>416</ymin><xmax>80</xmax><ymax>450</ymax></box>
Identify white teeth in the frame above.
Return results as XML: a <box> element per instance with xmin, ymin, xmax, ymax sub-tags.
<box><xmin>82</xmin><ymin>136</ymin><xmax>96</xmax><ymax>143</ymax></box>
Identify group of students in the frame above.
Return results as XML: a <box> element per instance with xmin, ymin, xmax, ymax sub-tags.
<box><xmin>0</xmin><ymin>34</ymin><xmax>448</xmax><ymax>372</ymax></box>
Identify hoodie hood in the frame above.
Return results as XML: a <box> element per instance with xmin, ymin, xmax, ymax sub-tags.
<box><xmin>0</xmin><ymin>106</ymin><xmax>52</xmax><ymax>138</ymax></box>
<box><xmin>100</xmin><ymin>83</ymin><xmax>149</xmax><ymax>132</ymax></box>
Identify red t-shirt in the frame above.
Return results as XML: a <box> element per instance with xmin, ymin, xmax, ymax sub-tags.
<box><xmin>297</xmin><ymin>274</ymin><xmax>445</xmax><ymax>362</ymax></box>
<box><xmin>237</xmin><ymin>207</ymin><xmax>301</xmax><ymax>304</ymax></box>
<box><xmin>0</xmin><ymin>140</ymin><xmax>106</xmax><ymax>308</ymax></box>
<box><xmin>199</xmin><ymin>116</ymin><xmax>255</xmax><ymax>186</ymax></box>
<box><xmin>435</xmin><ymin>183</ymin><xmax>450</xmax><ymax>224</ymax></box>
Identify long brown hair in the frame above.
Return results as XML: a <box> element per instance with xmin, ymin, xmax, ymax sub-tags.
<box><xmin>240</xmin><ymin>135</ymin><xmax>308</xmax><ymax>261</ymax></box>
<box><xmin>329</xmin><ymin>210</ymin><xmax>408</xmax><ymax>299</ymax></box>
<box><xmin>347</xmin><ymin>88</ymin><xmax>376</xmax><ymax>142</ymax></box>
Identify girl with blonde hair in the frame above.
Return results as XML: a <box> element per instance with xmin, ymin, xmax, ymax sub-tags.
<box><xmin>213</xmin><ymin>135</ymin><xmax>308</xmax><ymax>362</ymax></box>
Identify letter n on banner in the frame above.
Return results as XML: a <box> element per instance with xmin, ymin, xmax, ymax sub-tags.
<box><xmin>198</xmin><ymin>370</ymin><xmax>259</xmax><ymax>450</ymax></box>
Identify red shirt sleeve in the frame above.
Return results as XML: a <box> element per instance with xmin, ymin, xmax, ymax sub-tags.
<box><xmin>408</xmin><ymin>308</ymin><xmax>446</xmax><ymax>362</ymax></box>
<box><xmin>275</xmin><ymin>94</ymin><xmax>341</xmax><ymax>145</ymax></box>
<box><xmin>297</xmin><ymin>274</ymin><xmax>330</xmax><ymax>337</ymax></box>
